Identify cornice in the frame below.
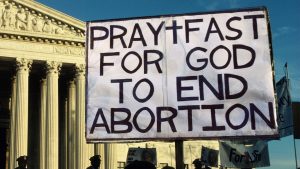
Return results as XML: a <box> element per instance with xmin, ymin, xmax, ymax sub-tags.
<box><xmin>0</xmin><ymin>30</ymin><xmax>84</xmax><ymax>46</ymax></box>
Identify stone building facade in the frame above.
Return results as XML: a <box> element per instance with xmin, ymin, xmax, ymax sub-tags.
<box><xmin>0</xmin><ymin>0</ymin><xmax>94</xmax><ymax>168</ymax></box>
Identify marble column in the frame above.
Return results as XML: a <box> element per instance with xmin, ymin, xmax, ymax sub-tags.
<box><xmin>14</xmin><ymin>58</ymin><xmax>32</xmax><ymax>165</ymax></box>
<box><xmin>105</xmin><ymin>143</ymin><xmax>116</xmax><ymax>169</ymax></box>
<box><xmin>45</xmin><ymin>61</ymin><xmax>61</xmax><ymax>169</ymax></box>
<box><xmin>62</xmin><ymin>97</ymin><xmax>68</xmax><ymax>169</ymax></box>
<box><xmin>75</xmin><ymin>64</ymin><xmax>94</xmax><ymax>168</ymax></box>
<box><xmin>68</xmin><ymin>80</ymin><xmax>76</xmax><ymax>169</ymax></box>
<box><xmin>95</xmin><ymin>144</ymin><xmax>105</xmax><ymax>169</ymax></box>
<box><xmin>8</xmin><ymin>76</ymin><xmax>16</xmax><ymax>169</ymax></box>
<box><xmin>39</xmin><ymin>79</ymin><xmax>46</xmax><ymax>169</ymax></box>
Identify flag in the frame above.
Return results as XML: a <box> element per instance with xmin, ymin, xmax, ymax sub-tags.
<box><xmin>201</xmin><ymin>146</ymin><xmax>219</xmax><ymax>167</ymax></box>
<box><xmin>126</xmin><ymin>148</ymin><xmax>157</xmax><ymax>165</ymax></box>
<box><xmin>276</xmin><ymin>75</ymin><xmax>293</xmax><ymax>137</ymax></box>
<box><xmin>219</xmin><ymin>140</ymin><xmax>270</xmax><ymax>168</ymax></box>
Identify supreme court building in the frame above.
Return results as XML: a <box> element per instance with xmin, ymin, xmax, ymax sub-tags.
<box><xmin>0</xmin><ymin>0</ymin><xmax>219</xmax><ymax>169</ymax></box>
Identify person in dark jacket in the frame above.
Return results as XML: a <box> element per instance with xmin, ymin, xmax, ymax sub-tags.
<box><xmin>15</xmin><ymin>156</ymin><xmax>27</xmax><ymax>169</ymax></box>
<box><xmin>87</xmin><ymin>155</ymin><xmax>101</xmax><ymax>169</ymax></box>
<box><xmin>192</xmin><ymin>158</ymin><xmax>202</xmax><ymax>169</ymax></box>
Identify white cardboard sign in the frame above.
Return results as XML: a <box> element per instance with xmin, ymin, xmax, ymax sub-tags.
<box><xmin>219</xmin><ymin>140</ymin><xmax>270</xmax><ymax>168</ymax></box>
<box><xmin>86</xmin><ymin>7</ymin><xmax>277</xmax><ymax>142</ymax></box>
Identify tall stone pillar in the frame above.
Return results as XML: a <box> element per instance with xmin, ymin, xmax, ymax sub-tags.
<box><xmin>14</xmin><ymin>58</ymin><xmax>32</xmax><ymax>165</ymax></box>
<box><xmin>45</xmin><ymin>61</ymin><xmax>61</xmax><ymax>169</ymax></box>
<box><xmin>39</xmin><ymin>79</ymin><xmax>46</xmax><ymax>169</ymax></box>
<box><xmin>62</xmin><ymin>97</ymin><xmax>68</xmax><ymax>169</ymax></box>
<box><xmin>105</xmin><ymin>143</ymin><xmax>116</xmax><ymax>169</ymax></box>
<box><xmin>9</xmin><ymin>76</ymin><xmax>16</xmax><ymax>169</ymax></box>
<box><xmin>75</xmin><ymin>63</ymin><xmax>94</xmax><ymax>168</ymax></box>
<box><xmin>95</xmin><ymin>144</ymin><xmax>105</xmax><ymax>169</ymax></box>
<box><xmin>68</xmin><ymin>80</ymin><xmax>76</xmax><ymax>169</ymax></box>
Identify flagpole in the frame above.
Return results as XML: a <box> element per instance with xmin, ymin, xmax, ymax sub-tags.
<box><xmin>285</xmin><ymin>62</ymin><xmax>289</xmax><ymax>79</ymax></box>
<box><xmin>285</xmin><ymin>62</ymin><xmax>297</xmax><ymax>169</ymax></box>
<box><xmin>293</xmin><ymin>136</ymin><xmax>298</xmax><ymax>169</ymax></box>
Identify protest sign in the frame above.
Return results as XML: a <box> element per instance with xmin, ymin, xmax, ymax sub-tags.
<box><xmin>219</xmin><ymin>140</ymin><xmax>270</xmax><ymax>168</ymax></box>
<box><xmin>276</xmin><ymin>75</ymin><xmax>293</xmax><ymax>137</ymax></box>
<box><xmin>201</xmin><ymin>146</ymin><xmax>219</xmax><ymax>167</ymax></box>
<box><xmin>126</xmin><ymin>148</ymin><xmax>157</xmax><ymax>165</ymax></box>
<box><xmin>86</xmin><ymin>7</ymin><xmax>277</xmax><ymax>141</ymax></box>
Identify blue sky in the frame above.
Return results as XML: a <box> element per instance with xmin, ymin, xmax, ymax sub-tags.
<box><xmin>36</xmin><ymin>0</ymin><xmax>300</xmax><ymax>168</ymax></box>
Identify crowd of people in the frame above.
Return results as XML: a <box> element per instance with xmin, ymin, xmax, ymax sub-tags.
<box><xmin>13</xmin><ymin>155</ymin><xmax>232</xmax><ymax>169</ymax></box>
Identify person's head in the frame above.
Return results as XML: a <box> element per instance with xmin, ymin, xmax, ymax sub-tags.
<box><xmin>16</xmin><ymin>156</ymin><xmax>27</xmax><ymax>167</ymax></box>
<box><xmin>90</xmin><ymin>155</ymin><xmax>101</xmax><ymax>168</ymax></box>
<box><xmin>192</xmin><ymin>158</ymin><xmax>202</xmax><ymax>169</ymax></box>
<box><xmin>162</xmin><ymin>165</ymin><xmax>175</xmax><ymax>169</ymax></box>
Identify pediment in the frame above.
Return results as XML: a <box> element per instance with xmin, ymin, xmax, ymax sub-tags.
<box><xmin>0</xmin><ymin>0</ymin><xmax>85</xmax><ymax>45</ymax></box>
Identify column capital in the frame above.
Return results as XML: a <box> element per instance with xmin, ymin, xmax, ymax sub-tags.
<box><xmin>46</xmin><ymin>61</ymin><xmax>62</xmax><ymax>75</ymax></box>
<box><xmin>40</xmin><ymin>78</ymin><xmax>47</xmax><ymax>84</ymax></box>
<box><xmin>69</xmin><ymin>80</ymin><xmax>76</xmax><ymax>86</ymax></box>
<box><xmin>16</xmin><ymin>58</ymin><xmax>32</xmax><ymax>72</ymax></box>
<box><xmin>11</xmin><ymin>75</ymin><xmax>16</xmax><ymax>81</ymax></box>
<box><xmin>75</xmin><ymin>63</ymin><xmax>86</xmax><ymax>77</ymax></box>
